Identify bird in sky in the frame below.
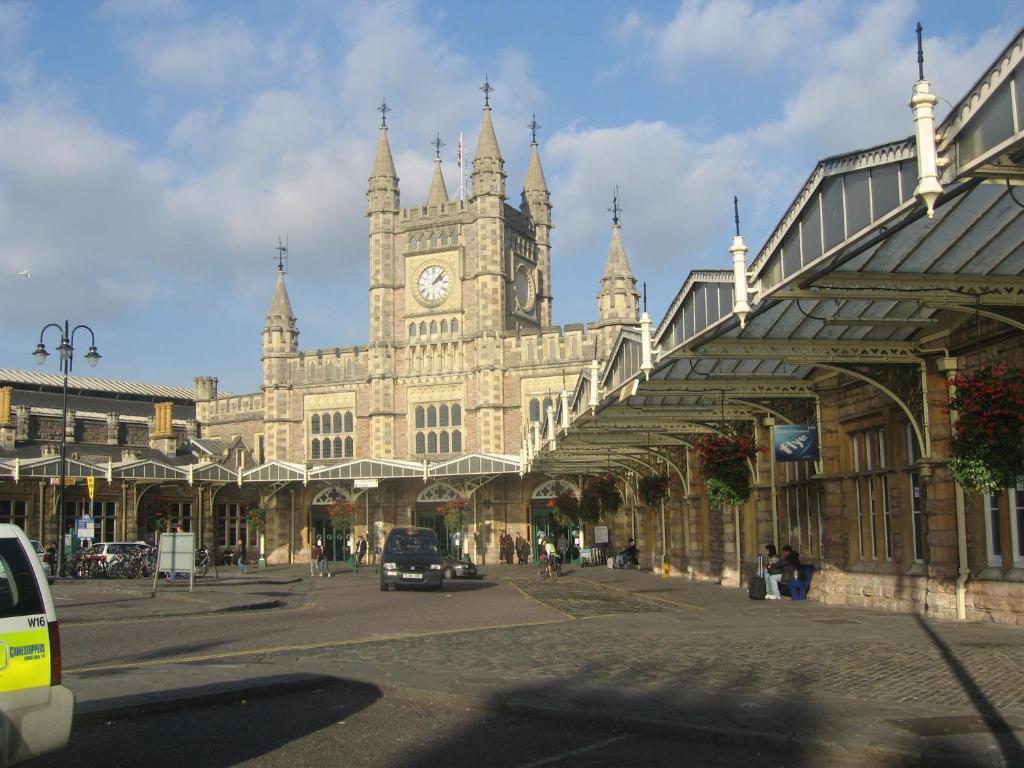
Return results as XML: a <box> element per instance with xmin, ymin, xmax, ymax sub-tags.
<box><xmin>16</xmin><ymin>269</ymin><xmax>30</xmax><ymax>278</ymax></box>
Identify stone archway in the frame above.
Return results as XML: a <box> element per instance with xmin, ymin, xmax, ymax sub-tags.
<box><xmin>310</xmin><ymin>484</ymin><xmax>354</xmax><ymax>561</ymax></box>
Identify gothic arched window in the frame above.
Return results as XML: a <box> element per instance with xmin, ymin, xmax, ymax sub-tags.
<box><xmin>344</xmin><ymin>437</ymin><xmax>354</xmax><ymax>457</ymax></box>
<box><xmin>333</xmin><ymin>437</ymin><xmax>343</xmax><ymax>457</ymax></box>
<box><xmin>427</xmin><ymin>406</ymin><xmax>437</xmax><ymax>428</ymax></box>
<box><xmin>452</xmin><ymin>430</ymin><xmax>462</xmax><ymax>452</ymax></box>
<box><xmin>419</xmin><ymin>321</ymin><xmax>427</xmax><ymax>336</ymax></box>
<box><xmin>439</xmin><ymin>404</ymin><xmax>449</xmax><ymax>427</ymax></box>
<box><xmin>440</xmin><ymin>431</ymin><xmax>450</xmax><ymax>452</ymax></box>
<box><xmin>322</xmin><ymin>439</ymin><xmax>332</xmax><ymax>459</ymax></box>
<box><xmin>415</xmin><ymin>406</ymin><xmax>425</xmax><ymax>429</ymax></box>
<box><xmin>430</xmin><ymin>320</ymin><xmax>438</xmax><ymax>336</ymax></box>
<box><xmin>410</xmin><ymin>323</ymin><xmax>417</xmax><ymax>339</ymax></box>
<box><xmin>311</xmin><ymin>414</ymin><xmax>320</xmax><ymax>434</ymax></box>
<box><xmin>344</xmin><ymin>412</ymin><xmax>354</xmax><ymax>432</ymax></box>
<box><xmin>415</xmin><ymin>433</ymin><xmax>425</xmax><ymax>454</ymax></box>
<box><xmin>440</xmin><ymin>319</ymin><xmax>448</xmax><ymax>335</ymax></box>
<box><xmin>451</xmin><ymin>404</ymin><xmax>462</xmax><ymax>426</ymax></box>
<box><xmin>427</xmin><ymin>431</ymin><xmax>438</xmax><ymax>453</ymax></box>
<box><xmin>529</xmin><ymin>399</ymin><xmax>540</xmax><ymax>423</ymax></box>
<box><xmin>332</xmin><ymin>412</ymin><xmax>342</xmax><ymax>433</ymax></box>
<box><xmin>451</xmin><ymin>318</ymin><xmax>459</xmax><ymax>334</ymax></box>
<box><xmin>311</xmin><ymin>439</ymin><xmax>320</xmax><ymax>460</ymax></box>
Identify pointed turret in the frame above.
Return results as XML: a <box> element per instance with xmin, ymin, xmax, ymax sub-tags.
<box><xmin>521</xmin><ymin>114</ymin><xmax>553</xmax><ymax>325</ymax></box>
<box><xmin>427</xmin><ymin>133</ymin><xmax>449</xmax><ymax>207</ymax></box>
<box><xmin>471</xmin><ymin>79</ymin><xmax>506</xmax><ymax>201</ymax></box>
<box><xmin>367</xmin><ymin>101</ymin><xmax>399</xmax><ymax>344</ymax></box>
<box><xmin>367</xmin><ymin>124</ymin><xmax>400</xmax><ymax>213</ymax></box>
<box><xmin>263</xmin><ymin>266</ymin><xmax>299</xmax><ymax>355</ymax></box>
<box><xmin>597</xmin><ymin>189</ymin><xmax>639</xmax><ymax>326</ymax></box>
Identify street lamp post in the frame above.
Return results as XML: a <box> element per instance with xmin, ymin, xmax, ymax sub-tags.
<box><xmin>33</xmin><ymin>321</ymin><xmax>101</xmax><ymax>577</ymax></box>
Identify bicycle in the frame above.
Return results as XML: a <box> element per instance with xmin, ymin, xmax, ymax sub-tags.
<box><xmin>196</xmin><ymin>546</ymin><xmax>218</xmax><ymax>578</ymax></box>
<box><xmin>536</xmin><ymin>552</ymin><xmax>561</xmax><ymax>582</ymax></box>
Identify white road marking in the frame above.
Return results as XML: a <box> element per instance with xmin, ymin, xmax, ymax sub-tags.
<box><xmin>513</xmin><ymin>734</ymin><xmax>629</xmax><ymax>768</ymax></box>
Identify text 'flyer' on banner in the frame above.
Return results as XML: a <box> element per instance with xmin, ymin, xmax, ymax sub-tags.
<box><xmin>773</xmin><ymin>424</ymin><xmax>820</xmax><ymax>462</ymax></box>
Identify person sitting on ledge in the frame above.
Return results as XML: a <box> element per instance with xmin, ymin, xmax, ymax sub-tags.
<box><xmin>616</xmin><ymin>539</ymin><xmax>638</xmax><ymax>569</ymax></box>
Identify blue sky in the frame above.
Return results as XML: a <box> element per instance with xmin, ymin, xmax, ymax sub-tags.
<box><xmin>1</xmin><ymin>0</ymin><xmax>1020</xmax><ymax>393</ymax></box>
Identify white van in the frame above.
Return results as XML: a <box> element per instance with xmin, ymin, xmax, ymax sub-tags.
<box><xmin>0</xmin><ymin>524</ymin><xmax>74</xmax><ymax>765</ymax></box>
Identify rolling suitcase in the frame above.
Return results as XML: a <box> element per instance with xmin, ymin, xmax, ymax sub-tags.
<box><xmin>748</xmin><ymin>555</ymin><xmax>767</xmax><ymax>600</ymax></box>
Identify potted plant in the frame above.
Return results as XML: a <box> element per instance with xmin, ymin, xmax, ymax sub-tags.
<box><xmin>244</xmin><ymin>505</ymin><xmax>267</xmax><ymax>567</ymax></box>
<box><xmin>695</xmin><ymin>434</ymin><xmax>758</xmax><ymax>508</ymax></box>
<box><xmin>326</xmin><ymin>498</ymin><xmax>356</xmax><ymax>563</ymax></box>
<box><xmin>948</xmin><ymin>362</ymin><xmax>1024</xmax><ymax>492</ymax></box>
<box><xmin>638</xmin><ymin>473</ymin><xmax>671</xmax><ymax>507</ymax></box>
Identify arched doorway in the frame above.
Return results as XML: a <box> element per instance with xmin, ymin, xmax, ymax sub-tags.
<box><xmin>310</xmin><ymin>485</ymin><xmax>352</xmax><ymax>561</ymax></box>
<box><xmin>415</xmin><ymin>483</ymin><xmax>457</xmax><ymax>555</ymax></box>
<box><xmin>530</xmin><ymin>478</ymin><xmax>580</xmax><ymax>562</ymax></box>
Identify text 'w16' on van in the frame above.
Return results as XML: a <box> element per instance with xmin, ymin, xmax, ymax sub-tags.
<box><xmin>0</xmin><ymin>524</ymin><xmax>74</xmax><ymax>765</ymax></box>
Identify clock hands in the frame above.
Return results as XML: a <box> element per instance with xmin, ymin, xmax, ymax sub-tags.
<box><xmin>432</xmin><ymin>271</ymin><xmax>446</xmax><ymax>285</ymax></box>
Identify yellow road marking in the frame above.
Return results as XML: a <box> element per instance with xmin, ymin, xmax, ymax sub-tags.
<box><xmin>64</xmin><ymin>617</ymin><xmax>570</xmax><ymax>674</ymax></box>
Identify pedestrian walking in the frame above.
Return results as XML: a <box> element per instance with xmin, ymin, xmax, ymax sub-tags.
<box><xmin>356</xmin><ymin>535</ymin><xmax>368</xmax><ymax>568</ymax></box>
<box><xmin>237</xmin><ymin>538</ymin><xmax>247</xmax><ymax>575</ymax></box>
<box><xmin>311</xmin><ymin>538</ymin><xmax>323</xmax><ymax>578</ymax></box>
<box><xmin>515</xmin><ymin>533</ymin><xmax>527</xmax><ymax>564</ymax></box>
<box><xmin>318</xmin><ymin>540</ymin><xmax>330</xmax><ymax>578</ymax></box>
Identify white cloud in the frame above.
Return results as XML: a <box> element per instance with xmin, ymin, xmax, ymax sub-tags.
<box><xmin>98</xmin><ymin>0</ymin><xmax>188</xmax><ymax>18</ymax></box>
<box><xmin>623</xmin><ymin>0</ymin><xmax>841</xmax><ymax>76</ymax></box>
<box><xmin>129</xmin><ymin>15</ymin><xmax>259</xmax><ymax>89</ymax></box>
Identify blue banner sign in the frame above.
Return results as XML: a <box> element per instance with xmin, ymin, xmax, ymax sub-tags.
<box><xmin>774</xmin><ymin>424</ymin><xmax>820</xmax><ymax>462</ymax></box>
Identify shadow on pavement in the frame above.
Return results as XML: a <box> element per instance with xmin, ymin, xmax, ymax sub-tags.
<box><xmin>26</xmin><ymin>676</ymin><xmax>382</xmax><ymax>768</ymax></box>
<box><xmin>913</xmin><ymin>614</ymin><xmax>1024</xmax><ymax>765</ymax></box>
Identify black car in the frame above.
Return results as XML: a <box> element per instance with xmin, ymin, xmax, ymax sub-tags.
<box><xmin>442</xmin><ymin>555</ymin><xmax>479</xmax><ymax>580</ymax></box>
<box><xmin>380</xmin><ymin>526</ymin><xmax>445</xmax><ymax>591</ymax></box>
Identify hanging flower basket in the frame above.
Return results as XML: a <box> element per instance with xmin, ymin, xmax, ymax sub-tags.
<box><xmin>696</xmin><ymin>434</ymin><xmax>758</xmax><ymax>507</ymax></box>
<box><xmin>638</xmin><ymin>473</ymin><xmax>671</xmax><ymax>507</ymax></box>
<box><xmin>948</xmin><ymin>362</ymin><xmax>1024</xmax><ymax>492</ymax></box>
<box><xmin>151</xmin><ymin>504</ymin><xmax>171</xmax><ymax>533</ymax></box>
<box><xmin>245</xmin><ymin>505</ymin><xmax>266</xmax><ymax>532</ymax></box>
<box><xmin>587</xmin><ymin>475</ymin><xmax>622</xmax><ymax>514</ymax></box>
<box><xmin>326</xmin><ymin>499</ymin><xmax>356</xmax><ymax>530</ymax></box>
<box><xmin>551</xmin><ymin>490</ymin><xmax>579</xmax><ymax>528</ymax></box>
<box><xmin>438</xmin><ymin>496</ymin><xmax>469</xmax><ymax>537</ymax></box>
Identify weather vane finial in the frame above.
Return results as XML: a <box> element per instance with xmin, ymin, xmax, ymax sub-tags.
<box><xmin>528</xmin><ymin>113</ymin><xmax>540</xmax><ymax>145</ymax></box>
<box><xmin>274</xmin><ymin>236</ymin><xmax>289</xmax><ymax>273</ymax></box>
<box><xmin>377</xmin><ymin>98</ymin><xmax>391</xmax><ymax>128</ymax></box>
<box><xmin>480</xmin><ymin>76</ymin><xmax>494</xmax><ymax>108</ymax></box>
<box><xmin>916</xmin><ymin>21</ymin><xmax>925</xmax><ymax>80</ymax></box>
<box><xmin>431</xmin><ymin>133</ymin><xmax>445</xmax><ymax>159</ymax></box>
<box><xmin>609</xmin><ymin>186</ymin><xmax>622</xmax><ymax>226</ymax></box>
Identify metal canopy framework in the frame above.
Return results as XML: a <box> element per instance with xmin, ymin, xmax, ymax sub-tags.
<box><xmin>427</xmin><ymin>453</ymin><xmax>521</xmax><ymax>477</ymax></box>
<box><xmin>532</xmin><ymin>27</ymin><xmax>1024</xmax><ymax>478</ymax></box>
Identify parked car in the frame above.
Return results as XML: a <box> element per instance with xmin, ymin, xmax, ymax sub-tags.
<box><xmin>442</xmin><ymin>555</ymin><xmax>479</xmax><ymax>580</ymax></box>
<box><xmin>0</xmin><ymin>523</ymin><xmax>74</xmax><ymax>765</ymax></box>
<box><xmin>380</xmin><ymin>527</ymin><xmax>444</xmax><ymax>591</ymax></box>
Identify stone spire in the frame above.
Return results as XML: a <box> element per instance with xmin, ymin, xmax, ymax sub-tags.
<box><xmin>263</xmin><ymin>266</ymin><xmax>298</xmax><ymax>354</ymax></box>
<box><xmin>471</xmin><ymin>79</ymin><xmax>506</xmax><ymax>200</ymax></box>
<box><xmin>521</xmin><ymin>114</ymin><xmax>552</xmax><ymax>325</ymax></box>
<box><xmin>367</xmin><ymin>112</ymin><xmax>400</xmax><ymax>214</ymax></box>
<box><xmin>427</xmin><ymin>134</ymin><xmax>449</xmax><ymax>207</ymax></box>
<box><xmin>597</xmin><ymin>192</ymin><xmax>639</xmax><ymax>325</ymax></box>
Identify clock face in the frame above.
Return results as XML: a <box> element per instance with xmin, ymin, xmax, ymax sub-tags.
<box><xmin>514</xmin><ymin>265</ymin><xmax>534</xmax><ymax>310</ymax></box>
<box><xmin>416</xmin><ymin>264</ymin><xmax>450</xmax><ymax>304</ymax></box>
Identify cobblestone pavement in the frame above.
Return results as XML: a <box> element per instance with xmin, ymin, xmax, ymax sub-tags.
<box><xmin>289</xmin><ymin>573</ymin><xmax>1024</xmax><ymax>712</ymax></box>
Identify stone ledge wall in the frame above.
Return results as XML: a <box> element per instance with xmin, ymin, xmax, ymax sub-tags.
<box><xmin>812</xmin><ymin>569</ymin><xmax>1024</xmax><ymax>626</ymax></box>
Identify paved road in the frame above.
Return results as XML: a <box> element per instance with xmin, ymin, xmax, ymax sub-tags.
<box><xmin>48</xmin><ymin>565</ymin><xmax>1024</xmax><ymax>766</ymax></box>
<box><xmin>26</xmin><ymin>682</ymin><xmax>876</xmax><ymax>768</ymax></box>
